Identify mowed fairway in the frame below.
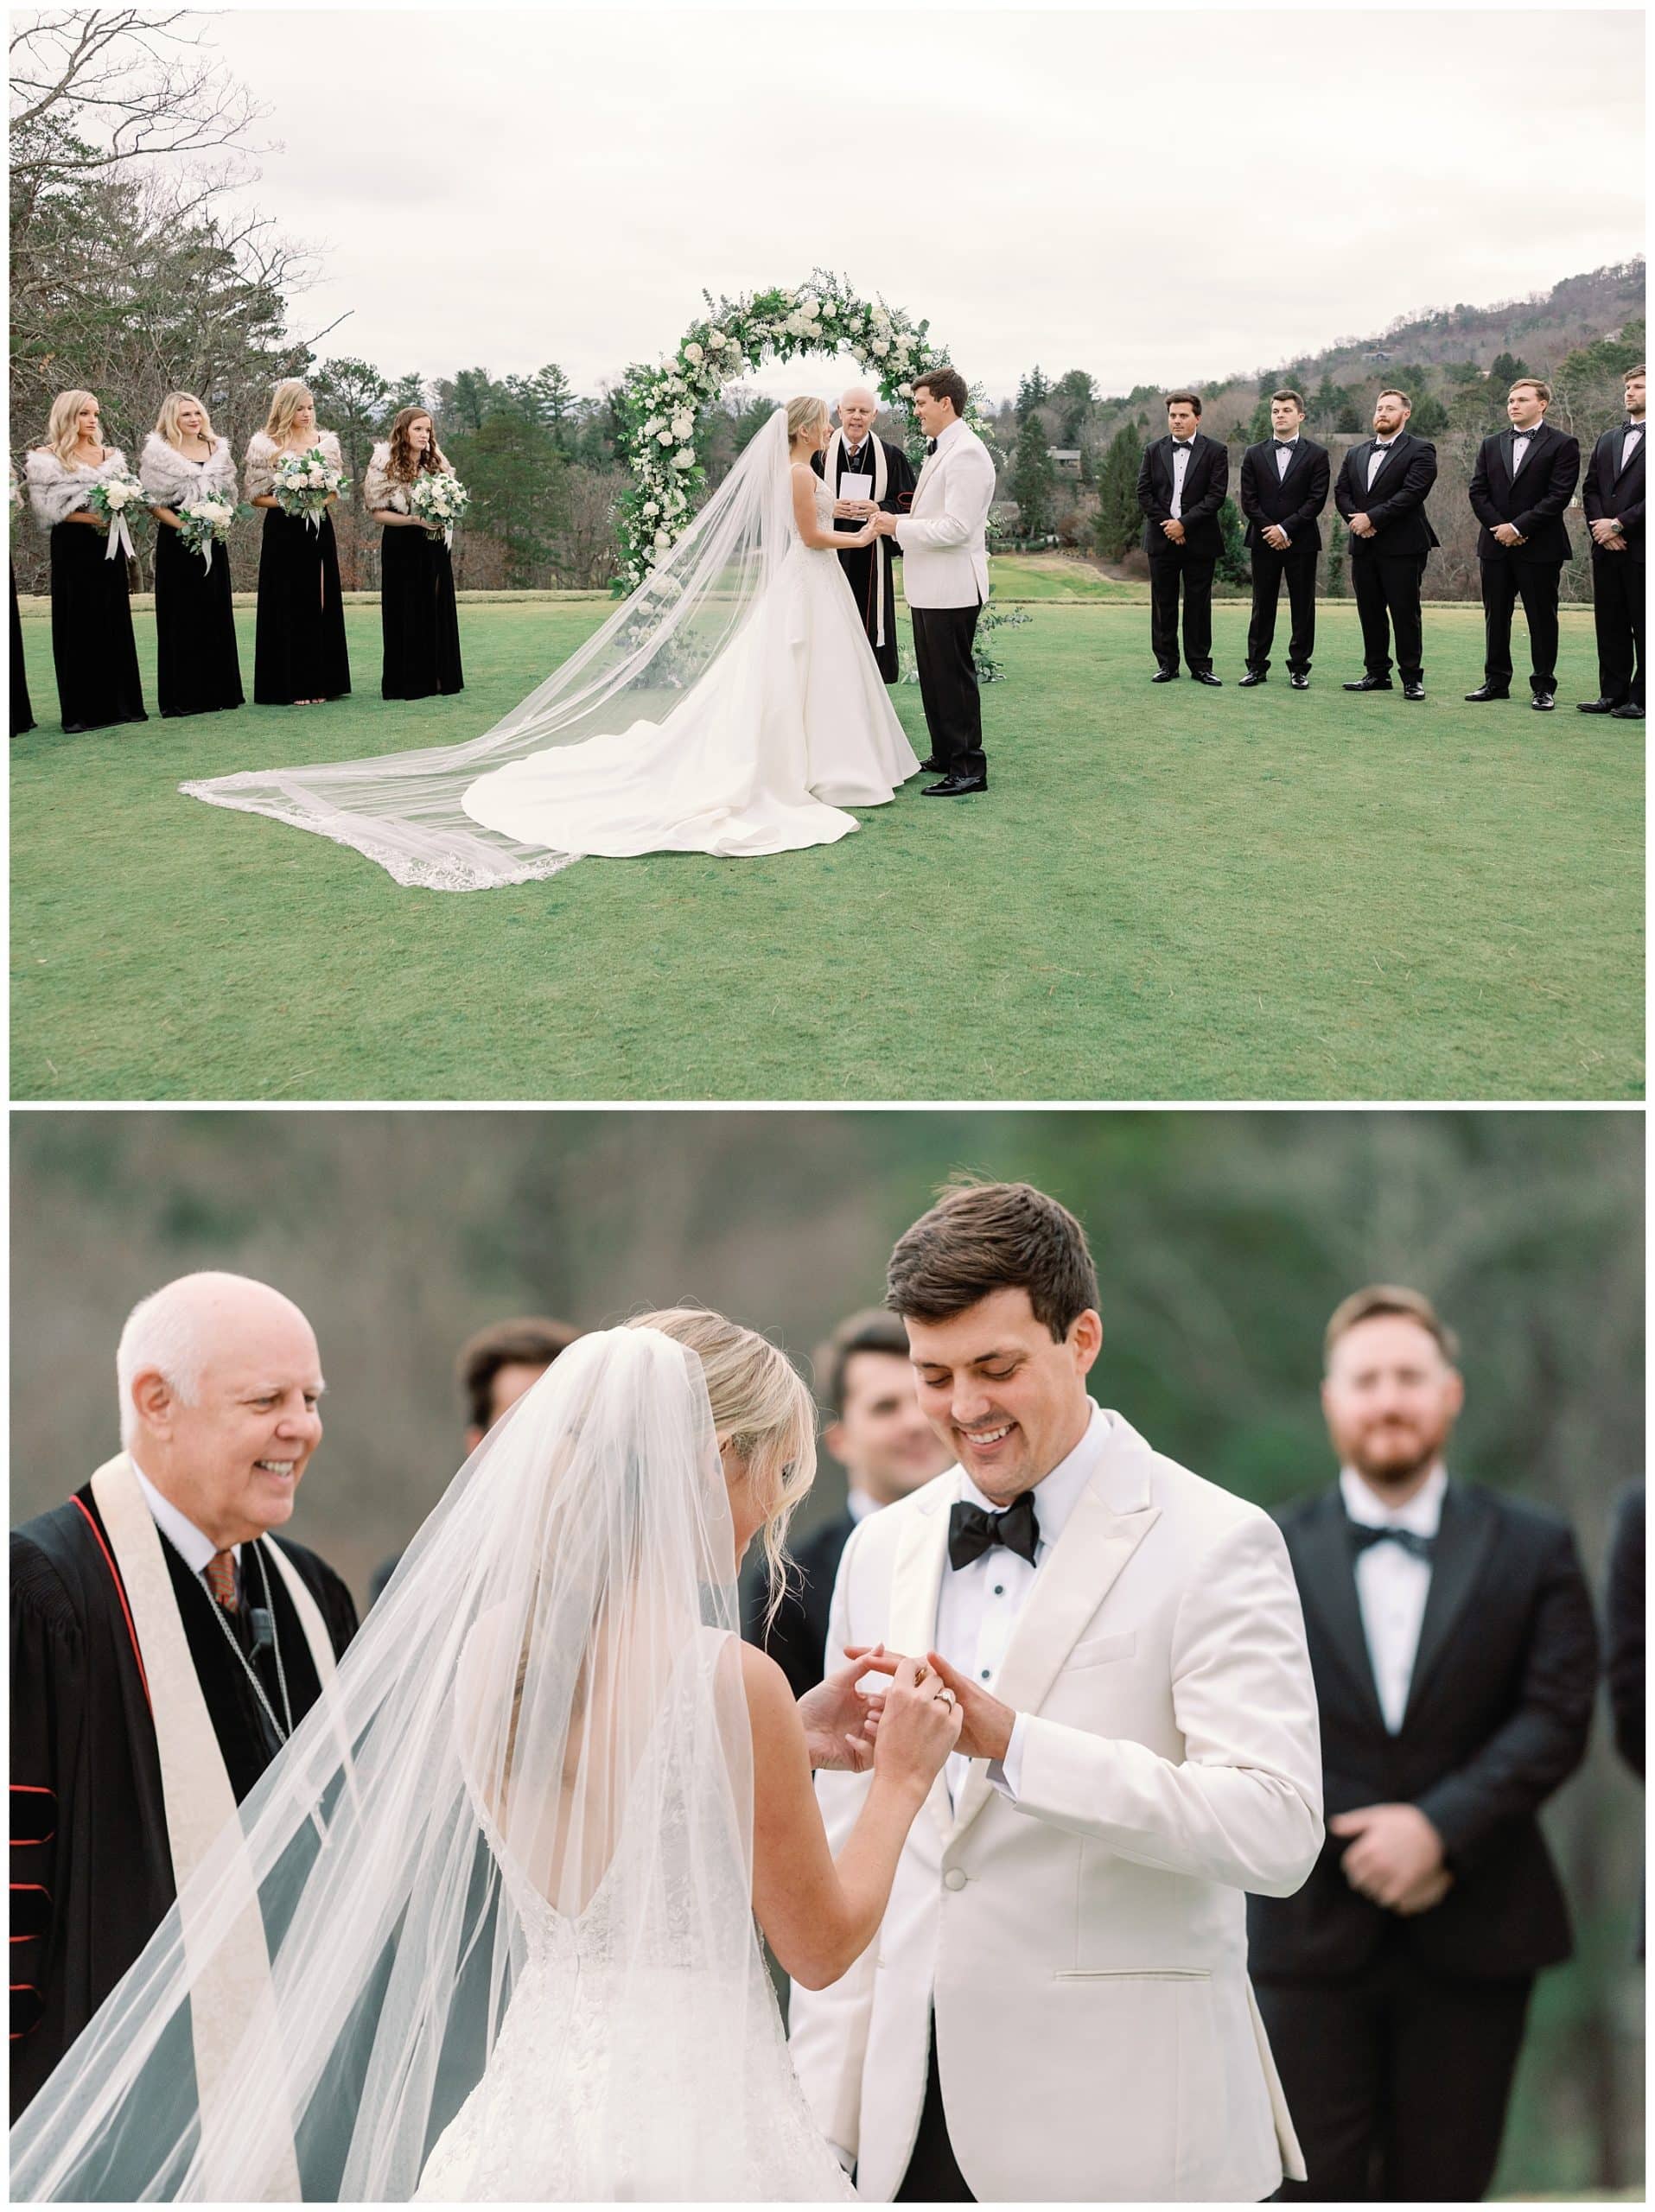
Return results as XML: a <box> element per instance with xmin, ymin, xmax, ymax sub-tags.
<box><xmin>10</xmin><ymin>596</ymin><xmax>1641</xmax><ymax>1101</ymax></box>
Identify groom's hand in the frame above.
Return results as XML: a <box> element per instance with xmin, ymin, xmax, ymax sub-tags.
<box><xmin>869</xmin><ymin>513</ymin><xmax>899</xmax><ymax>537</ymax></box>
<box><xmin>924</xmin><ymin>1649</ymin><xmax>1015</xmax><ymax>1764</ymax></box>
<box><xmin>1329</xmin><ymin>1802</ymin><xmax>1446</xmax><ymax>1910</ymax></box>
<box><xmin>797</xmin><ymin>1643</ymin><xmax>900</xmax><ymax>1771</ymax></box>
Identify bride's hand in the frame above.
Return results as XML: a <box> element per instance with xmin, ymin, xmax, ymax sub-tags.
<box><xmin>871</xmin><ymin>1656</ymin><xmax>964</xmax><ymax>1799</ymax></box>
<box><xmin>797</xmin><ymin>1643</ymin><xmax>897</xmax><ymax>1771</ymax></box>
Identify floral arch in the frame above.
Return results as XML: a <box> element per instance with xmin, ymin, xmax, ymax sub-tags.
<box><xmin>616</xmin><ymin>272</ymin><xmax>993</xmax><ymax>586</ymax></box>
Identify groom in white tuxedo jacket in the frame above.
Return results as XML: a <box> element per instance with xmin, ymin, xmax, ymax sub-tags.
<box><xmin>873</xmin><ymin>366</ymin><xmax>997</xmax><ymax>796</ymax></box>
<box><xmin>788</xmin><ymin>1181</ymin><xmax>1323</xmax><ymax>2202</ymax></box>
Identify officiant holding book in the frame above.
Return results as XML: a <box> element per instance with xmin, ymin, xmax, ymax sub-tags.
<box><xmin>812</xmin><ymin>385</ymin><xmax>917</xmax><ymax>683</ymax></box>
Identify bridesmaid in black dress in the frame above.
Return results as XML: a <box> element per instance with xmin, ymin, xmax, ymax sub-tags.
<box><xmin>365</xmin><ymin>406</ymin><xmax>464</xmax><ymax>701</ymax></box>
<box><xmin>245</xmin><ymin>378</ymin><xmax>351</xmax><ymax>707</ymax></box>
<box><xmin>10</xmin><ymin>471</ymin><xmax>35</xmax><ymax>736</ymax></box>
<box><xmin>23</xmin><ymin>389</ymin><xmax>147</xmax><ymax>734</ymax></box>
<box><xmin>140</xmin><ymin>391</ymin><xmax>245</xmax><ymax>717</ymax></box>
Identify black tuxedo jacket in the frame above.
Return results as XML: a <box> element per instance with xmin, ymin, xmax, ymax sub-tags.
<box><xmin>1246</xmin><ymin>1481</ymin><xmax>1597</xmax><ymax>1985</ymax></box>
<box><xmin>1137</xmin><ymin>433</ymin><xmax>1229</xmax><ymax>559</ymax></box>
<box><xmin>742</xmin><ymin>1506</ymin><xmax>856</xmax><ymax>1701</ymax></box>
<box><xmin>1468</xmin><ymin>423</ymin><xmax>1581</xmax><ymax>563</ymax></box>
<box><xmin>1238</xmin><ymin>436</ymin><xmax>1332</xmax><ymax>554</ymax></box>
<box><xmin>1334</xmin><ymin>433</ymin><xmax>1441</xmax><ymax>556</ymax></box>
<box><xmin>1582</xmin><ymin>422</ymin><xmax>1645</xmax><ymax>561</ymax></box>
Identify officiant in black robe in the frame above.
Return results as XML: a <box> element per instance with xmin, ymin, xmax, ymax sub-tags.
<box><xmin>811</xmin><ymin>388</ymin><xmax>916</xmax><ymax>683</ymax></box>
<box><xmin>9</xmin><ymin>1274</ymin><xmax>357</xmax><ymax>2123</ymax></box>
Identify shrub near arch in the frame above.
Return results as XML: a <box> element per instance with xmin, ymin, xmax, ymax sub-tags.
<box><xmin>616</xmin><ymin>271</ymin><xmax>995</xmax><ymax>587</ymax></box>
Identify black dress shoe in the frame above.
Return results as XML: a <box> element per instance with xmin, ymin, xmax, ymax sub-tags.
<box><xmin>1343</xmin><ymin>675</ymin><xmax>1393</xmax><ymax>691</ymax></box>
<box><xmin>1150</xmin><ymin>668</ymin><xmax>1180</xmax><ymax>683</ymax></box>
<box><xmin>1192</xmin><ymin>670</ymin><xmax>1223</xmax><ymax>687</ymax></box>
<box><xmin>1403</xmin><ymin>681</ymin><xmax>1426</xmax><ymax>701</ymax></box>
<box><xmin>1577</xmin><ymin>696</ymin><xmax>1624</xmax><ymax>714</ymax></box>
<box><xmin>1531</xmin><ymin>692</ymin><xmax>1556</xmax><ymax>712</ymax></box>
<box><xmin>1290</xmin><ymin>672</ymin><xmax>1310</xmax><ymax>690</ymax></box>
<box><xmin>1464</xmin><ymin>683</ymin><xmax>1511</xmax><ymax>702</ymax></box>
<box><xmin>1611</xmin><ymin>702</ymin><xmax>1645</xmax><ymax>720</ymax></box>
<box><xmin>918</xmin><ymin>757</ymin><xmax>945</xmax><ymax>773</ymax></box>
<box><xmin>922</xmin><ymin>775</ymin><xmax>987</xmax><ymax>796</ymax></box>
<box><xmin>1238</xmin><ymin>670</ymin><xmax>1268</xmax><ymax>687</ymax></box>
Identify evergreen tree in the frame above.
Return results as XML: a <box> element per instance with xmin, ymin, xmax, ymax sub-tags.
<box><xmin>385</xmin><ymin>372</ymin><xmax>428</xmax><ymax>415</ymax></box>
<box><xmin>312</xmin><ymin>356</ymin><xmax>391</xmax><ymax>484</ymax></box>
<box><xmin>1092</xmin><ymin>425</ymin><xmax>1143</xmax><ymax>560</ymax></box>
<box><xmin>1215</xmin><ymin>497</ymin><xmax>1250</xmax><ymax>587</ymax></box>
<box><xmin>1052</xmin><ymin>368</ymin><xmax>1097</xmax><ymax>445</ymax></box>
<box><xmin>1410</xmin><ymin>393</ymin><xmax>1449</xmax><ymax>435</ymax></box>
<box><xmin>1015</xmin><ymin>365</ymin><xmax>1051</xmax><ymax>423</ymax></box>
<box><xmin>1008</xmin><ymin>412</ymin><xmax>1057</xmax><ymax>539</ymax></box>
<box><xmin>1336</xmin><ymin>400</ymin><xmax>1363</xmax><ymax>433</ymax></box>
<box><xmin>434</xmin><ymin>367</ymin><xmax>503</xmax><ymax>434</ymax></box>
<box><xmin>444</xmin><ymin>409</ymin><xmax>565</xmax><ymax>585</ymax></box>
<box><xmin>1490</xmin><ymin>350</ymin><xmax>1531</xmax><ymax>386</ymax></box>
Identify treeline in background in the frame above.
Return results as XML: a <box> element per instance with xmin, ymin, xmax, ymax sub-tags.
<box><xmin>10</xmin><ymin>15</ymin><xmax>1644</xmax><ymax>601</ymax></box>
<box><xmin>9</xmin><ymin>1106</ymin><xmax>1644</xmax><ymax>2197</ymax></box>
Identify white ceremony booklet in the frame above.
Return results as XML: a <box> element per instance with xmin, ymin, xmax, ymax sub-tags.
<box><xmin>838</xmin><ymin>472</ymin><xmax>874</xmax><ymax>502</ymax></box>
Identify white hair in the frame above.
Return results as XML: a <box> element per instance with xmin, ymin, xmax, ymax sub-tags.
<box><xmin>838</xmin><ymin>385</ymin><xmax>878</xmax><ymax>410</ymax></box>
<box><xmin>114</xmin><ymin>1271</ymin><xmax>298</xmax><ymax>1448</ymax></box>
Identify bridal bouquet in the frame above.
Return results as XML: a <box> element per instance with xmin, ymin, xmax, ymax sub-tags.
<box><xmin>85</xmin><ymin>470</ymin><xmax>147</xmax><ymax>562</ymax></box>
<box><xmin>408</xmin><ymin>471</ymin><xmax>470</xmax><ymax>547</ymax></box>
<box><xmin>272</xmin><ymin>447</ymin><xmax>350</xmax><ymax>529</ymax></box>
<box><xmin>176</xmin><ymin>494</ymin><xmax>251</xmax><ymax>572</ymax></box>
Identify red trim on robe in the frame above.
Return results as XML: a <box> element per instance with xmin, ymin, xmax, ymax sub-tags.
<box><xmin>70</xmin><ymin>1493</ymin><xmax>152</xmax><ymax>1709</ymax></box>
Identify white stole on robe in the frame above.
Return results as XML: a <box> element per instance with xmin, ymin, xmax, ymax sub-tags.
<box><xmin>89</xmin><ymin>1452</ymin><xmax>337</xmax><ymax>2197</ymax></box>
<box><xmin>822</xmin><ymin>429</ymin><xmax>894</xmax><ymax>647</ymax></box>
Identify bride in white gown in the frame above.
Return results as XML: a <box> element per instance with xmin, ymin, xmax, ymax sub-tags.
<box><xmin>181</xmin><ymin>404</ymin><xmax>920</xmax><ymax>888</ymax></box>
<box><xmin>10</xmin><ymin>1313</ymin><xmax>962</xmax><ymax>2202</ymax></box>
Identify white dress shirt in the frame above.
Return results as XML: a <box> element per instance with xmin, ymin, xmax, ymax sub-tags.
<box><xmin>1273</xmin><ymin>434</ymin><xmax>1299</xmax><ymax>480</ymax></box>
<box><xmin>130</xmin><ymin>1458</ymin><xmax>239</xmax><ymax>1583</ymax></box>
<box><xmin>934</xmin><ymin>1402</ymin><xmax>1111</xmax><ymax>1805</ymax></box>
<box><xmin>1622</xmin><ymin>421</ymin><xmax>1644</xmax><ymax>473</ymax></box>
<box><xmin>1340</xmin><ymin>1461</ymin><xmax>1446</xmax><ymax>1732</ymax></box>
<box><xmin>1366</xmin><ymin>438</ymin><xmax>1400</xmax><ymax>492</ymax></box>
<box><xmin>845</xmin><ymin>1486</ymin><xmax>880</xmax><ymax>1524</ymax></box>
<box><xmin>1169</xmin><ymin>440</ymin><xmax>1194</xmax><ymax>519</ymax></box>
<box><xmin>1509</xmin><ymin>422</ymin><xmax>1544</xmax><ymax>475</ymax></box>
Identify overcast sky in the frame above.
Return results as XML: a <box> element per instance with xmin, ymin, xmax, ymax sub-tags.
<box><xmin>189</xmin><ymin>4</ymin><xmax>1644</xmax><ymax>402</ymax></box>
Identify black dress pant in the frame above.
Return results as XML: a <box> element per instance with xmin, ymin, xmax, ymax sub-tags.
<box><xmin>1149</xmin><ymin>546</ymin><xmax>1215</xmax><ymax>673</ymax></box>
<box><xmin>1248</xmin><ymin>543</ymin><xmax>1318</xmax><ymax>674</ymax></box>
<box><xmin>910</xmin><ymin>602</ymin><xmax>985</xmax><ymax>781</ymax></box>
<box><xmin>1257</xmin><ymin>1955</ymin><xmax>1532</xmax><ymax>2202</ymax></box>
<box><xmin>1591</xmin><ymin>550</ymin><xmax>1645</xmax><ymax>706</ymax></box>
<box><xmin>894</xmin><ymin>2019</ymin><xmax>974</xmax><ymax>2202</ymax></box>
<box><xmin>1351</xmin><ymin>550</ymin><xmax>1427</xmax><ymax>681</ymax></box>
<box><xmin>1480</xmin><ymin>557</ymin><xmax>1562</xmax><ymax>692</ymax></box>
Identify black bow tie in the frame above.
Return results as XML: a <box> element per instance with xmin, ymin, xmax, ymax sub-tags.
<box><xmin>1349</xmin><ymin>1522</ymin><xmax>1435</xmax><ymax>1564</ymax></box>
<box><xmin>1626</xmin><ymin>421</ymin><xmax>1643</xmax><ymax>433</ymax></box>
<box><xmin>1373</xmin><ymin>439</ymin><xmax>1396</xmax><ymax>449</ymax></box>
<box><xmin>1173</xmin><ymin>440</ymin><xmax>1195</xmax><ymax>451</ymax></box>
<box><xmin>948</xmin><ymin>1490</ymin><xmax>1039</xmax><ymax>1572</ymax></box>
<box><xmin>925</xmin><ymin>437</ymin><xmax>938</xmax><ymax>455</ymax></box>
<box><xmin>1272</xmin><ymin>440</ymin><xmax>1297</xmax><ymax>452</ymax></box>
<box><xmin>1512</xmin><ymin>426</ymin><xmax>1537</xmax><ymax>437</ymax></box>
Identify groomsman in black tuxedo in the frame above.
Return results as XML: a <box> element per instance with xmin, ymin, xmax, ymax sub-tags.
<box><xmin>1466</xmin><ymin>378</ymin><xmax>1581</xmax><ymax>711</ymax></box>
<box><xmin>1579</xmin><ymin>363</ymin><xmax>1645</xmax><ymax>720</ymax></box>
<box><xmin>1335</xmin><ymin>391</ymin><xmax>1440</xmax><ymax>700</ymax></box>
<box><xmin>1136</xmin><ymin>391</ymin><xmax>1228</xmax><ymax>684</ymax></box>
<box><xmin>812</xmin><ymin>385</ymin><xmax>917</xmax><ymax>684</ymax></box>
<box><xmin>1248</xmin><ymin>1286</ymin><xmax>1597</xmax><ymax>2203</ymax></box>
<box><xmin>743</xmin><ymin>1309</ymin><xmax>950</xmax><ymax>1696</ymax></box>
<box><xmin>1238</xmin><ymin>390</ymin><xmax>1331</xmax><ymax>688</ymax></box>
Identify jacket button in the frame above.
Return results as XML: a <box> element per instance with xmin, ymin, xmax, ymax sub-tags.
<box><xmin>944</xmin><ymin>1868</ymin><xmax>967</xmax><ymax>1891</ymax></box>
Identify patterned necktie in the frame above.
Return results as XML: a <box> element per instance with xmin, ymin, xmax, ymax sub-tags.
<box><xmin>948</xmin><ymin>1489</ymin><xmax>1040</xmax><ymax>1572</ymax></box>
<box><xmin>204</xmin><ymin>1548</ymin><xmax>239</xmax><ymax>1610</ymax></box>
<box><xmin>1349</xmin><ymin>1522</ymin><xmax>1435</xmax><ymax>1564</ymax></box>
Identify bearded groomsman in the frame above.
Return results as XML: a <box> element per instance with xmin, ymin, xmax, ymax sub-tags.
<box><xmin>1137</xmin><ymin>391</ymin><xmax>1229</xmax><ymax>684</ymax></box>
<box><xmin>1336</xmin><ymin>390</ymin><xmax>1440</xmax><ymax>700</ymax></box>
<box><xmin>812</xmin><ymin>387</ymin><xmax>917</xmax><ymax>683</ymax></box>
<box><xmin>1579</xmin><ymin>363</ymin><xmax>1645</xmax><ymax>720</ymax></box>
<box><xmin>10</xmin><ymin>1274</ymin><xmax>357</xmax><ymax>2121</ymax></box>
<box><xmin>1249</xmin><ymin>1287</ymin><xmax>1597</xmax><ymax>2202</ymax></box>
<box><xmin>1238</xmin><ymin>391</ymin><xmax>1331</xmax><ymax>688</ymax></box>
<box><xmin>1465</xmin><ymin>379</ymin><xmax>1581</xmax><ymax>711</ymax></box>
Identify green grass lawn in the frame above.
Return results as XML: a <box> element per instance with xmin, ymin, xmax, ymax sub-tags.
<box><xmin>10</xmin><ymin>597</ymin><xmax>1641</xmax><ymax>1102</ymax></box>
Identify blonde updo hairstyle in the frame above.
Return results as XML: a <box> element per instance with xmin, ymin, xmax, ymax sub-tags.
<box><xmin>786</xmin><ymin>395</ymin><xmax>830</xmax><ymax>448</ymax></box>
<box><xmin>43</xmin><ymin>390</ymin><xmax>101</xmax><ymax>463</ymax></box>
<box><xmin>155</xmin><ymin>391</ymin><xmax>218</xmax><ymax>450</ymax></box>
<box><xmin>629</xmin><ymin>1306</ymin><xmax>817</xmax><ymax>1629</ymax></box>
<box><xmin>263</xmin><ymin>379</ymin><xmax>317</xmax><ymax>446</ymax></box>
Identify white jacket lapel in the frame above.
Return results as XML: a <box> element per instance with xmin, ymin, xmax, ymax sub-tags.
<box><xmin>888</xmin><ymin>1484</ymin><xmax>955</xmax><ymax>1840</ymax></box>
<box><xmin>949</xmin><ymin>1421</ymin><xmax>1161</xmax><ymax>1842</ymax></box>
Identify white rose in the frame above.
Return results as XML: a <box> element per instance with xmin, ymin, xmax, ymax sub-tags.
<box><xmin>708</xmin><ymin>327</ymin><xmax>726</xmax><ymax>347</ymax></box>
<box><xmin>658</xmin><ymin>429</ymin><xmax>674</xmax><ymax>447</ymax></box>
<box><xmin>872</xmin><ymin>338</ymin><xmax>890</xmax><ymax>358</ymax></box>
<box><xmin>653</xmin><ymin>530</ymin><xmax>671</xmax><ymax>549</ymax></box>
<box><xmin>672</xmin><ymin>412</ymin><xmax>694</xmax><ymax>440</ymax></box>
<box><xmin>641</xmin><ymin>499</ymin><xmax>659</xmax><ymax>518</ymax></box>
<box><xmin>684</xmin><ymin>341</ymin><xmax>703</xmax><ymax>364</ymax></box>
<box><xmin>672</xmin><ymin>451</ymin><xmax>695</xmax><ymax>470</ymax></box>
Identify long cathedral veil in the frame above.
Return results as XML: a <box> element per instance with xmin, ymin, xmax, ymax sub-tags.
<box><xmin>181</xmin><ymin>411</ymin><xmax>804</xmax><ymax>891</ymax></box>
<box><xmin>10</xmin><ymin>1326</ymin><xmax>800</xmax><ymax>2201</ymax></box>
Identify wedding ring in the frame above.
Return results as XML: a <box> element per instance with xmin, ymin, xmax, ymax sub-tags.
<box><xmin>936</xmin><ymin>1688</ymin><xmax>956</xmax><ymax>1707</ymax></box>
